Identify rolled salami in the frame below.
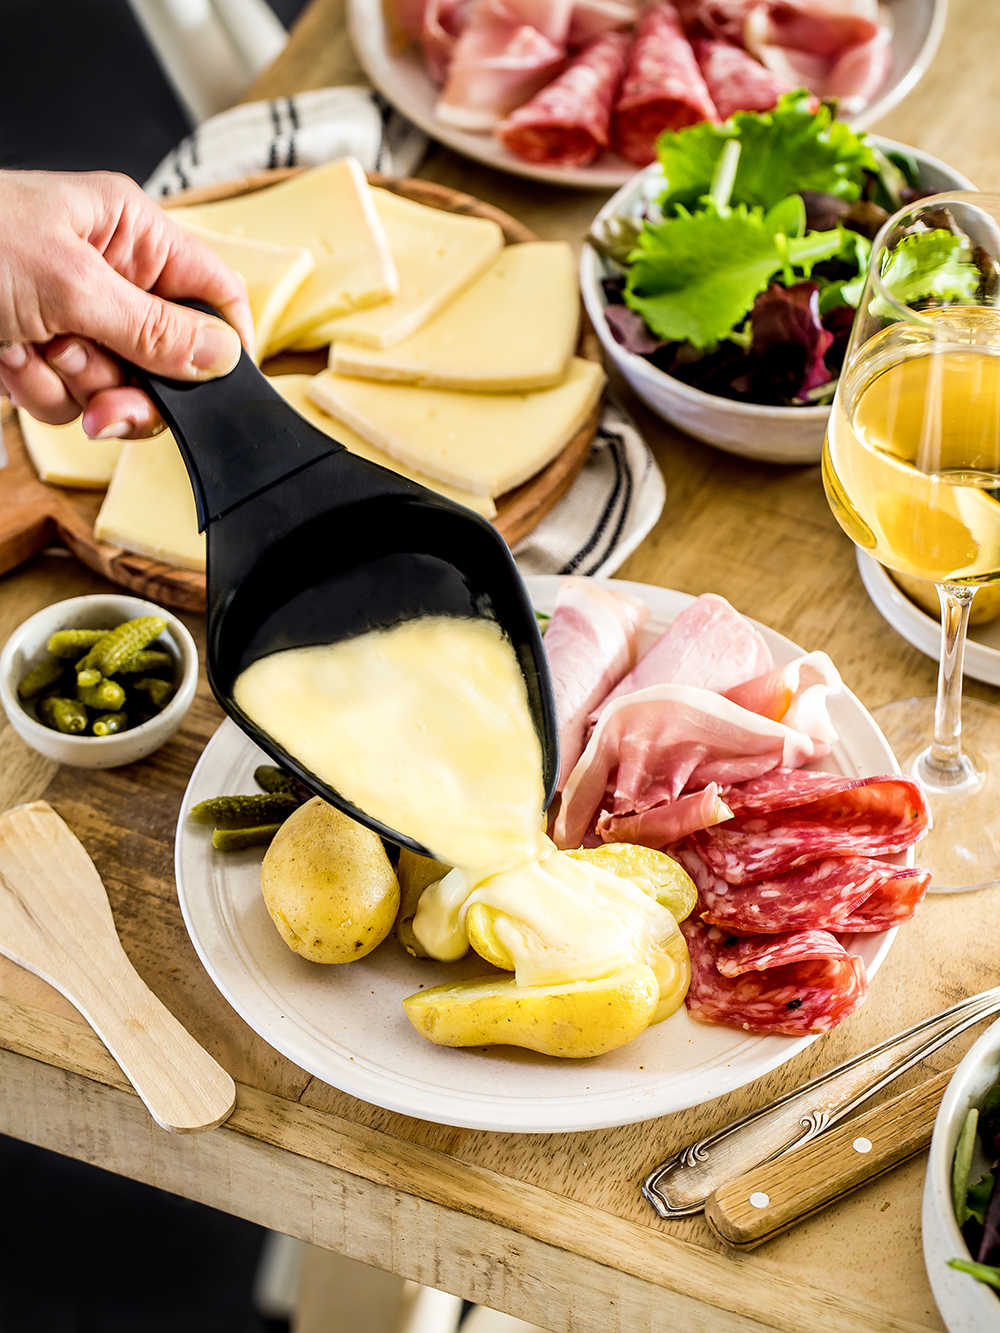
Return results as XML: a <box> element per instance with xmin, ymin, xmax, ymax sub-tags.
<box><xmin>611</xmin><ymin>2</ymin><xmax>718</xmax><ymax>166</ymax></box>
<box><xmin>692</xmin><ymin>36</ymin><xmax>793</xmax><ymax>119</ymax></box>
<box><xmin>496</xmin><ymin>30</ymin><xmax>632</xmax><ymax>167</ymax></box>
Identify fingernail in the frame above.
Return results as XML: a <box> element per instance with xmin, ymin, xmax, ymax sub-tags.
<box><xmin>48</xmin><ymin>341</ymin><xmax>88</xmax><ymax>375</ymax></box>
<box><xmin>191</xmin><ymin>320</ymin><xmax>241</xmax><ymax>376</ymax></box>
<box><xmin>92</xmin><ymin>422</ymin><xmax>130</xmax><ymax>440</ymax></box>
<box><xmin>0</xmin><ymin>342</ymin><xmax>27</xmax><ymax>371</ymax></box>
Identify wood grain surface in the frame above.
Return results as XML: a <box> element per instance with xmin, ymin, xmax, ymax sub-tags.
<box><xmin>3</xmin><ymin>0</ymin><xmax>1000</xmax><ymax>1329</ymax></box>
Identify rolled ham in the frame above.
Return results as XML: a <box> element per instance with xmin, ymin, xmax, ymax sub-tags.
<box><xmin>592</xmin><ymin>593</ymin><xmax>773</xmax><ymax>724</ymax></box>
<box><xmin>436</xmin><ymin>0</ymin><xmax>567</xmax><ymax>129</ymax></box>
<box><xmin>496</xmin><ymin>30</ymin><xmax>632</xmax><ymax>167</ymax></box>
<box><xmin>692</xmin><ymin>35</ymin><xmax>793</xmax><ymax>118</ymax></box>
<box><xmin>542</xmin><ymin>576</ymin><xmax>649</xmax><ymax>788</ymax></box>
<box><xmin>611</xmin><ymin>2</ymin><xmax>719</xmax><ymax>166</ymax></box>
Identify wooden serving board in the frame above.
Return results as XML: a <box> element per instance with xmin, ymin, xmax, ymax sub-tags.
<box><xmin>0</xmin><ymin>170</ymin><xmax>602</xmax><ymax>613</ymax></box>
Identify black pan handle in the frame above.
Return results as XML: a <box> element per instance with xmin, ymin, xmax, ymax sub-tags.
<box><xmin>128</xmin><ymin>300</ymin><xmax>342</xmax><ymax>529</ymax></box>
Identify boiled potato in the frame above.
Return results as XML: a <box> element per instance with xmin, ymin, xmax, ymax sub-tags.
<box><xmin>395</xmin><ymin>847</ymin><xmax>450</xmax><ymax>959</ymax></box>
<box><xmin>402</xmin><ymin>964</ymin><xmax>659</xmax><ymax>1058</ymax></box>
<box><xmin>465</xmin><ymin>902</ymin><xmax>515</xmax><ymax>971</ymax></box>
<box><xmin>565</xmin><ymin>844</ymin><xmax>697</xmax><ymax>921</ymax></box>
<box><xmin>890</xmin><ymin>569</ymin><xmax>1000</xmax><ymax>625</ymax></box>
<box><xmin>261</xmin><ymin>797</ymin><xmax>399</xmax><ymax>963</ymax></box>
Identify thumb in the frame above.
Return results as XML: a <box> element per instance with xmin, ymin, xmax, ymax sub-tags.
<box><xmin>68</xmin><ymin>252</ymin><xmax>243</xmax><ymax>381</ymax></box>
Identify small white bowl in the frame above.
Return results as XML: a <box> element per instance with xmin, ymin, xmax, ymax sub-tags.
<box><xmin>0</xmin><ymin>594</ymin><xmax>198</xmax><ymax>769</ymax></box>
<box><xmin>580</xmin><ymin>136</ymin><xmax>976</xmax><ymax>465</ymax></box>
<box><xmin>923</xmin><ymin>1019</ymin><xmax>1000</xmax><ymax>1333</ymax></box>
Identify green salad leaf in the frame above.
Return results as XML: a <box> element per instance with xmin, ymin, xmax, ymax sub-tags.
<box><xmin>624</xmin><ymin>203</ymin><xmax>843</xmax><ymax>348</ymax></box>
<box><xmin>948</xmin><ymin>1260</ymin><xmax>1000</xmax><ymax>1291</ymax></box>
<box><xmin>877</xmin><ymin>229</ymin><xmax>982</xmax><ymax>312</ymax></box>
<box><xmin>965</xmin><ymin>1172</ymin><xmax>996</xmax><ymax>1227</ymax></box>
<box><xmin>656</xmin><ymin>91</ymin><xmax>878</xmax><ymax>215</ymax></box>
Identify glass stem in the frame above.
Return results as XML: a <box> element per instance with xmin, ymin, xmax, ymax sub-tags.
<box><xmin>925</xmin><ymin>583</ymin><xmax>976</xmax><ymax>782</ymax></box>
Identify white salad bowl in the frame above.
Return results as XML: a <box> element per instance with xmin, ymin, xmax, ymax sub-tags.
<box><xmin>580</xmin><ymin>137</ymin><xmax>975</xmax><ymax>465</ymax></box>
<box><xmin>923</xmin><ymin>1018</ymin><xmax>1000</xmax><ymax>1333</ymax></box>
<box><xmin>0</xmin><ymin>593</ymin><xmax>199</xmax><ymax>769</ymax></box>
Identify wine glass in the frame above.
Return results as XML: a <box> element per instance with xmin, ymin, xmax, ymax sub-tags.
<box><xmin>823</xmin><ymin>191</ymin><xmax>1000</xmax><ymax>892</ymax></box>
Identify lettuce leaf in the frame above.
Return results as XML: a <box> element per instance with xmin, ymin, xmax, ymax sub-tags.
<box><xmin>876</xmin><ymin>229</ymin><xmax>981</xmax><ymax>312</ymax></box>
<box><xmin>656</xmin><ymin>91</ymin><xmax>877</xmax><ymax>215</ymax></box>
<box><xmin>624</xmin><ymin>204</ymin><xmax>843</xmax><ymax>348</ymax></box>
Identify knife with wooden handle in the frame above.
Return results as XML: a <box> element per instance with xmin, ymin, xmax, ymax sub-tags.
<box><xmin>703</xmin><ymin>1065</ymin><xmax>953</xmax><ymax>1249</ymax></box>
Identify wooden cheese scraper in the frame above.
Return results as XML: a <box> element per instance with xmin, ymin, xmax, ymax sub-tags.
<box><xmin>0</xmin><ymin>801</ymin><xmax>236</xmax><ymax>1133</ymax></box>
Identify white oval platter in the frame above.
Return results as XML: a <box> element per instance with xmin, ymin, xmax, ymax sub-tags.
<box><xmin>174</xmin><ymin>575</ymin><xmax>903</xmax><ymax>1132</ymax></box>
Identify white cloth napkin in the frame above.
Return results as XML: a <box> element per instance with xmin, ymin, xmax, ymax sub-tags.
<box><xmin>144</xmin><ymin>86</ymin><xmax>427</xmax><ymax>196</ymax></box>
<box><xmin>145</xmin><ymin>89</ymin><xmax>666</xmax><ymax>576</ymax></box>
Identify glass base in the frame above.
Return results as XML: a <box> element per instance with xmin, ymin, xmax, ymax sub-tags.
<box><xmin>872</xmin><ymin>697</ymin><xmax>1000</xmax><ymax>893</ymax></box>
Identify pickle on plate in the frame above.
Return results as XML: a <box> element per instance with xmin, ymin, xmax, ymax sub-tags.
<box><xmin>17</xmin><ymin>655</ymin><xmax>66</xmax><ymax>700</ymax></box>
<box><xmin>91</xmin><ymin>710</ymin><xmax>129</xmax><ymax>737</ymax></box>
<box><xmin>36</xmin><ymin>696</ymin><xmax>88</xmax><ymax>734</ymax></box>
<box><xmin>47</xmin><ymin>628</ymin><xmax>109</xmax><ymax>658</ymax></box>
<box><xmin>212</xmin><ymin>823</ymin><xmax>283</xmax><ymax>852</ymax></box>
<box><xmin>77</xmin><ymin>677</ymin><xmax>127</xmax><ymax>711</ymax></box>
<box><xmin>189</xmin><ymin>792</ymin><xmax>300</xmax><ymax>829</ymax></box>
<box><xmin>254</xmin><ymin>764</ymin><xmax>297</xmax><ymax>795</ymax></box>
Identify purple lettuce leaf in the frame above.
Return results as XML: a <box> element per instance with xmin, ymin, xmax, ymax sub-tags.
<box><xmin>751</xmin><ymin>281</ymin><xmax>834</xmax><ymax>398</ymax></box>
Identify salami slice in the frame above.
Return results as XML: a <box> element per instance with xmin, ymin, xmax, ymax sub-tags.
<box><xmin>688</xmin><ymin>773</ymin><xmax>928</xmax><ymax>883</ymax></box>
<box><xmin>722</xmin><ymin>767</ymin><xmax>927</xmax><ymax>817</ymax></box>
<box><xmin>496</xmin><ymin>31</ymin><xmax>632</xmax><ymax>167</ymax></box>
<box><xmin>682</xmin><ymin>916</ymin><xmax>868</xmax><ymax>1035</ymax></box>
<box><xmin>692</xmin><ymin>36</ymin><xmax>793</xmax><ymax>120</ymax></box>
<box><xmin>611</xmin><ymin>2</ymin><xmax>719</xmax><ymax>166</ymax></box>
<box><xmin>675</xmin><ymin>845</ymin><xmax>930</xmax><ymax>934</ymax></box>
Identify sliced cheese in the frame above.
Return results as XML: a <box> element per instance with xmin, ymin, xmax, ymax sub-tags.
<box><xmin>94</xmin><ymin>434</ymin><xmax>205</xmax><ymax>571</ymax></box>
<box><xmin>329</xmin><ymin>241</ymin><xmax>579</xmax><ymax>390</ymax></box>
<box><xmin>306</xmin><ymin>358</ymin><xmax>606</xmax><ymax>497</ymax></box>
<box><xmin>170</xmin><ymin>159</ymin><xmax>396</xmax><ymax>351</ymax></box>
<box><xmin>268</xmin><ymin>375</ymin><xmax>496</xmax><ymax>519</ymax></box>
<box><xmin>175</xmin><ymin>219</ymin><xmax>314</xmax><ymax>362</ymax></box>
<box><xmin>294</xmin><ymin>189</ymin><xmax>504</xmax><ymax>350</ymax></box>
<box><xmin>18</xmin><ymin>409</ymin><xmax>122</xmax><ymax>488</ymax></box>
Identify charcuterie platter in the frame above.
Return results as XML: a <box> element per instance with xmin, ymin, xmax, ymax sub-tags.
<box><xmin>173</xmin><ymin>576</ymin><xmax>915</xmax><ymax>1132</ymax></box>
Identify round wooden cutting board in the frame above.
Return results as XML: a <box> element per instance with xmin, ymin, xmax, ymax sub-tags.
<box><xmin>0</xmin><ymin>170</ymin><xmax>603</xmax><ymax>612</ymax></box>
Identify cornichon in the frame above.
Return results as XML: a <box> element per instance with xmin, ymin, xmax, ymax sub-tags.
<box><xmin>131</xmin><ymin>677</ymin><xmax>173</xmax><ymax>708</ymax></box>
<box><xmin>189</xmin><ymin>793</ymin><xmax>300</xmax><ymax>829</ymax></box>
<box><xmin>77</xmin><ymin>677</ymin><xmax>127</xmax><ymax>711</ymax></box>
<box><xmin>76</xmin><ymin>616</ymin><xmax>166</xmax><ymax>680</ymax></box>
<box><xmin>115</xmin><ymin>650</ymin><xmax>174</xmax><ymax>675</ymax></box>
<box><xmin>254</xmin><ymin>764</ymin><xmax>297</xmax><ymax>795</ymax></box>
<box><xmin>37</xmin><ymin>696</ymin><xmax>88</xmax><ymax>734</ymax></box>
<box><xmin>17</xmin><ymin>655</ymin><xmax>66</xmax><ymax>700</ymax></box>
<box><xmin>212</xmin><ymin>824</ymin><xmax>283</xmax><ymax>852</ymax></box>
<box><xmin>92</xmin><ymin>711</ymin><xmax>128</xmax><ymax>737</ymax></box>
<box><xmin>48</xmin><ymin>629</ymin><xmax>109</xmax><ymax>658</ymax></box>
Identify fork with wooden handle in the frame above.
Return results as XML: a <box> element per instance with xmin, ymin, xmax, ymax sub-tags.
<box><xmin>0</xmin><ymin>801</ymin><xmax>236</xmax><ymax>1133</ymax></box>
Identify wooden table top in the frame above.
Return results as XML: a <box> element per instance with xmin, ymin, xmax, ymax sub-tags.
<box><xmin>3</xmin><ymin>4</ymin><xmax>1000</xmax><ymax>1331</ymax></box>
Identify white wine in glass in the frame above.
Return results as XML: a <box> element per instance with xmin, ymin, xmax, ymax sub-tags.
<box><xmin>824</xmin><ymin>193</ymin><xmax>1000</xmax><ymax>891</ymax></box>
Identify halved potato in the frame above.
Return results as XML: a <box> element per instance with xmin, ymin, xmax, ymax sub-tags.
<box><xmin>566</xmin><ymin>844</ymin><xmax>698</xmax><ymax>921</ymax></box>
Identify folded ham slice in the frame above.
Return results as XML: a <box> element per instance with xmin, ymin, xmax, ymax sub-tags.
<box><xmin>542</xmin><ymin>577</ymin><xmax>649</xmax><ymax>788</ymax></box>
<box><xmin>592</xmin><ymin>593</ymin><xmax>773</xmax><ymax>724</ymax></box>
<box><xmin>611</xmin><ymin>2</ymin><xmax>719</xmax><ymax>166</ymax></box>
<box><xmin>554</xmin><ymin>683</ymin><xmax>835</xmax><ymax>849</ymax></box>
<box><xmin>423</xmin><ymin>0</ymin><xmax>475</xmax><ymax>84</ymax></box>
<box><xmin>436</xmin><ymin>0</ymin><xmax>567</xmax><ymax>129</ymax></box>
<box><xmin>682</xmin><ymin>916</ymin><xmax>868</xmax><ymax>1034</ymax></box>
<box><xmin>724</xmin><ymin>650</ymin><xmax>840</xmax><ymax>743</ymax></box>
<box><xmin>568</xmin><ymin>0</ymin><xmax>638</xmax><ymax>45</ymax></box>
<box><xmin>676</xmin><ymin>845</ymin><xmax>931</xmax><ymax>933</ymax></box>
<box><xmin>693</xmin><ymin>35</ymin><xmax>793</xmax><ymax>118</ymax></box>
<box><xmin>688</xmin><ymin>771</ymin><xmax>929</xmax><ymax>883</ymax></box>
<box><xmin>496</xmin><ymin>30</ymin><xmax>632</xmax><ymax>166</ymax></box>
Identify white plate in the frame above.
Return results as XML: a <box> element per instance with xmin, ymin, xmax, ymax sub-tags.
<box><xmin>348</xmin><ymin>0</ymin><xmax>945</xmax><ymax>190</ymax></box>
<box><xmin>174</xmin><ymin>576</ymin><xmax>902</xmax><ymax>1132</ymax></box>
<box><xmin>857</xmin><ymin>550</ymin><xmax>1000</xmax><ymax>688</ymax></box>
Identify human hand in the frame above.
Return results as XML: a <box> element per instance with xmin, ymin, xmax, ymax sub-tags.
<box><xmin>0</xmin><ymin>170</ymin><xmax>255</xmax><ymax>438</ymax></box>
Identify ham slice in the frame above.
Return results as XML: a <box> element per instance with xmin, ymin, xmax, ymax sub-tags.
<box><xmin>682</xmin><ymin>916</ymin><xmax>868</xmax><ymax>1034</ymax></box>
<box><xmin>436</xmin><ymin>0</ymin><xmax>567</xmax><ymax>129</ymax></box>
<box><xmin>496</xmin><ymin>30</ymin><xmax>632</xmax><ymax>167</ymax></box>
<box><xmin>542</xmin><ymin>577</ymin><xmax>649</xmax><ymax>789</ymax></box>
<box><xmin>423</xmin><ymin>0</ymin><xmax>474</xmax><ymax>84</ymax></box>
<box><xmin>676</xmin><ymin>845</ymin><xmax>931</xmax><ymax>933</ymax></box>
<box><xmin>747</xmin><ymin>0</ymin><xmax>880</xmax><ymax>58</ymax></box>
<box><xmin>724</xmin><ymin>650</ymin><xmax>840</xmax><ymax>744</ymax></box>
<box><xmin>596</xmin><ymin>782</ymin><xmax>732</xmax><ymax>846</ymax></box>
<box><xmin>568</xmin><ymin>0</ymin><xmax>638</xmax><ymax>45</ymax></box>
<box><xmin>688</xmin><ymin>772</ymin><xmax>929</xmax><ymax>883</ymax></box>
<box><xmin>611</xmin><ymin>2</ymin><xmax>719</xmax><ymax>166</ymax></box>
<box><xmin>554</xmin><ymin>683</ymin><xmax>835</xmax><ymax>849</ymax></box>
<box><xmin>693</xmin><ymin>36</ymin><xmax>793</xmax><ymax>118</ymax></box>
<box><xmin>592</xmin><ymin>593</ymin><xmax>773</xmax><ymax>724</ymax></box>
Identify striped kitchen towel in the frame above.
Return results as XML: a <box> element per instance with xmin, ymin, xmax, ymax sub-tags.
<box><xmin>144</xmin><ymin>86</ymin><xmax>427</xmax><ymax>196</ymax></box>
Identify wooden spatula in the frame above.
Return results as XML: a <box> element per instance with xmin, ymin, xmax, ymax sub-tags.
<box><xmin>0</xmin><ymin>801</ymin><xmax>236</xmax><ymax>1133</ymax></box>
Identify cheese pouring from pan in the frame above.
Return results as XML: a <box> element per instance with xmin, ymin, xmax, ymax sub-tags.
<box><xmin>129</xmin><ymin>303</ymin><xmax>559</xmax><ymax>858</ymax></box>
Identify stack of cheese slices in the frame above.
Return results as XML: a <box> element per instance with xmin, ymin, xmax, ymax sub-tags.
<box><xmin>18</xmin><ymin>158</ymin><xmax>605</xmax><ymax>574</ymax></box>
